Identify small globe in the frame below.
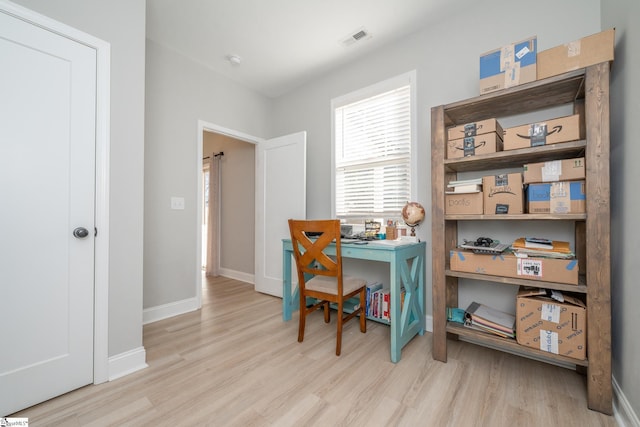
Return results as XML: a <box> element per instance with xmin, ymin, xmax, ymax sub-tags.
<box><xmin>402</xmin><ymin>201</ymin><xmax>425</xmax><ymax>236</ymax></box>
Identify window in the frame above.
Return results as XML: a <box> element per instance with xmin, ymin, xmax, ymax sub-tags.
<box><xmin>332</xmin><ymin>72</ymin><xmax>415</xmax><ymax>220</ymax></box>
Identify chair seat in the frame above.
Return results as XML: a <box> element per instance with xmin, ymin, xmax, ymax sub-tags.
<box><xmin>306</xmin><ymin>275</ymin><xmax>367</xmax><ymax>296</ymax></box>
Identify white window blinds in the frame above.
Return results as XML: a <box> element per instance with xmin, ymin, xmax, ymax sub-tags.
<box><xmin>334</xmin><ymin>84</ymin><xmax>411</xmax><ymax>219</ymax></box>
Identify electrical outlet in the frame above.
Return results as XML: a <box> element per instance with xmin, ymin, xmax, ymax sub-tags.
<box><xmin>170</xmin><ymin>197</ymin><xmax>185</xmax><ymax>210</ymax></box>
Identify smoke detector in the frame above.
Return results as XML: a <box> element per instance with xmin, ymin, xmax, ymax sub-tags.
<box><xmin>340</xmin><ymin>27</ymin><xmax>372</xmax><ymax>47</ymax></box>
<box><xmin>226</xmin><ymin>54</ymin><xmax>241</xmax><ymax>65</ymax></box>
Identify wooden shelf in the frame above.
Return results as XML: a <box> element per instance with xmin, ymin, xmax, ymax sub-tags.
<box><xmin>445</xmin><ymin>322</ymin><xmax>588</xmax><ymax>367</ymax></box>
<box><xmin>445</xmin><ymin>213</ymin><xmax>586</xmax><ymax>221</ymax></box>
<box><xmin>431</xmin><ymin>64</ymin><xmax>612</xmax><ymax>414</ymax></box>
<box><xmin>442</xmin><ymin>69</ymin><xmax>586</xmax><ymax>126</ymax></box>
<box><xmin>444</xmin><ymin>140</ymin><xmax>586</xmax><ymax>173</ymax></box>
<box><xmin>445</xmin><ymin>269</ymin><xmax>587</xmax><ymax>294</ymax></box>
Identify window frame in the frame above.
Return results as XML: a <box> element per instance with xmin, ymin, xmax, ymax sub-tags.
<box><xmin>330</xmin><ymin>70</ymin><xmax>417</xmax><ymax>221</ymax></box>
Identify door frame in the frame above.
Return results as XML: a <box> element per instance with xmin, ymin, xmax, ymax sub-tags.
<box><xmin>0</xmin><ymin>0</ymin><xmax>111</xmax><ymax>384</ymax></box>
<box><xmin>196</xmin><ymin>120</ymin><xmax>260</xmax><ymax>305</ymax></box>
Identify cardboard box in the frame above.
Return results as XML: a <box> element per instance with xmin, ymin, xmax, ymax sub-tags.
<box><xmin>538</xmin><ymin>28</ymin><xmax>615</xmax><ymax>80</ymax></box>
<box><xmin>449</xmin><ymin>250</ymin><xmax>579</xmax><ymax>285</ymax></box>
<box><xmin>447</xmin><ymin>132</ymin><xmax>503</xmax><ymax>159</ymax></box>
<box><xmin>445</xmin><ymin>191</ymin><xmax>483</xmax><ymax>215</ymax></box>
<box><xmin>503</xmin><ymin>114</ymin><xmax>582</xmax><ymax>151</ymax></box>
<box><xmin>447</xmin><ymin>118</ymin><xmax>504</xmax><ymax>142</ymax></box>
<box><xmin>516</xmin><ymin>287</ymin><xmax>586</xmax><ymax>360</ymax></box>
<box><xmin>482</xmin><ymin>173</ymin><xmax>523</xmax><ymax>214</ymax></box>
<box><xmin>480</xmin><ymin>36</ymin><xmax>537</xmax><ymax>95</ymax></box>
<box><xmin>523</xmin><ymin>157</ymin><xmax>585</xmax><ymax>183</ymax></box>
<box><xmin>527</xmin><ymin>180</ymin><xmax>586</xmax><ymax>214</ymax></box>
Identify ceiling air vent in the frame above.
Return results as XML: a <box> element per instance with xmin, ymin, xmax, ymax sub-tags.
<box><xmin>341</xmin><ymin>27</ymin><xmax>372</xmax><ymax>47</ymax></box>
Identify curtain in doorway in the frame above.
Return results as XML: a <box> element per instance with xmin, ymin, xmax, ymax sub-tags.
<box><xmin>206</xmin><ymin>153</ymin><xmax>220</xmax><ymax>276</ymax></box>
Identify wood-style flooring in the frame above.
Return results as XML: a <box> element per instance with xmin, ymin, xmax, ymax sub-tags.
<box><xmin>14</xmin><ymin>276</ymin><xmax>617</xmax><ymax>426</ymax></box>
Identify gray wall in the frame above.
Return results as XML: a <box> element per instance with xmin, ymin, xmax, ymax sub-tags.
<box><xmin>11</xmin><ymin>0</ymin><xmax>147</xmax><ymax>358</ymax></box>
<box><xmin>602</xmin><ymin>0</ymin><xmax>640</xmax><ymax>418</ymax></box>
<box><xmin>144</xmin><ymin>39</ymin><xmax>271</xmax><ymax>308</ymax></box>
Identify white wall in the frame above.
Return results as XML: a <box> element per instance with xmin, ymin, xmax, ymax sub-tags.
<box><xmin>144</xmin><ymin>39</ymin><xmax>271</xmax><ymax>309</ymax></box>
<box><xmin>602</xmin><ymin>0</ymin><xmax>640</xmax><ymax>421</ymax></box>
<box><xmin>11</xmin><ymin>0</ymin><xmax>147</xmax><ymax>359</ymax></box>
<box><xmin>271</xmin><ymin>0</ymin><xmax>601</xmax><ymax>317</ymax></box>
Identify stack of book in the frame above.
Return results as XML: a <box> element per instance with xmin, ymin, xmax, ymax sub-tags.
<box><xmin>365</xmin><ymin>282</ymin><xmax>405</xmax><ymax>321</ymax></box>
<box><xmin>446</xmin><ymin>178</ymin><xmax>482</xmax><ymax>194</ymax></box>
<box><xmin>464</xmin><ymin>301</ymin><xmax>515</xmax><ymax>339</ymax></box>
<box><xmin>511</xmin><ymin>237</ymin><xmax>575</xmax><ymax>259</ymax></box>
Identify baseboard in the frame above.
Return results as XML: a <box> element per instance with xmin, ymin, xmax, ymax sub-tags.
<box><xmin>218</xmin><ymin>267</ymin><xmax>254</xmax><ymax>284</ymax></box>
<box><xmin>613</xmin><ymin>375</ymin><xmax>640</xmax><ymax>427</ymax></box>
<box><xmin>143</xmin><ymin>297</ymin><xmax>200</xmax><ymax>325</ymax></box>
<box><xmin>425</xmin><ymin>314</ymin><xmax>433</xmax><ymax>333</ymax></box>
<box><xmin>108</xmin><ymin>346</ymin><xmax>148</xmax><ymax>381</ymax></box>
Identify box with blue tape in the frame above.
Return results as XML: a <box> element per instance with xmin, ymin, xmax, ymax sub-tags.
<box><xmin>450</xmin><ymin>250</ymin><xmax>579</xmax><ymax>285</ymax></box>
<box><xmin>480</xmin><ymin>36</ymin><xmax>537</xmax><ymax>95</ymax></box>
<box><xmin>527</xmin><ymin>180</ymin><xmax>586</xmax><ymax>214</ymax></box>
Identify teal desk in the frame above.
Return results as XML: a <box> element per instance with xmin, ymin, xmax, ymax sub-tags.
<box><xmin>282</xmin><ymin>239</ymin><xmax>426</xmax><ymax>363</ymax></box>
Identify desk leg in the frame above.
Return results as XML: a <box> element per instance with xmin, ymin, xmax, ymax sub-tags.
<box><xmin>390</xmin><ymin>250</ymin><xmax>425</xmax><ymax>363</ymax></box>
<box><xmin>282</xmin><ymin>248</ymin><xmax>298</xmax><ymax>321</ymax></box>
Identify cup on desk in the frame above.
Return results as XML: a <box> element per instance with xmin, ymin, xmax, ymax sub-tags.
<box><xmin>386</xmin><ymin>226</ymin><xmax>398</xmax><ymax>240</ymax></box>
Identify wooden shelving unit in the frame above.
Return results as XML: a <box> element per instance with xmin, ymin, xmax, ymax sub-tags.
<box><xmin>430</xmin><ymin>63</ymin><xmax>612</xmax><ymax>414</ymax></box>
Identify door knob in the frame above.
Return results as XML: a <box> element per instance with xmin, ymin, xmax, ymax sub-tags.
<box><xmin>73</xmin><ymin>227</ymin><xmax>89</xmax><ymax>238</ymax></box>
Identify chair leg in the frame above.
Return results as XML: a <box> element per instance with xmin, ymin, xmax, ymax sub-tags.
<box><xmin>298</xmin><ymin>294</ymin><xmax>306</xmax><ymax>343</ymax></box>
<box><xmin>359</xmin><ymin>288</ymin><xmax>367</xmax><ymax>333</ymax></box>
<box><xmin>323</xmin><ymin>301</ymin><xmax>330</xmax><ymax>323</ymax></box>
<box><xmin>336</xmin><ymin>301</ymin><xmax>343</xmax><ymax>356</ymax></box>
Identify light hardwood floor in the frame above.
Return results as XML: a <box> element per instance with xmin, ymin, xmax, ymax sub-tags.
<box><xmin>14</xmin><ymin>276</ymin><xmax>616</xmax><ymax>426</ymax></box>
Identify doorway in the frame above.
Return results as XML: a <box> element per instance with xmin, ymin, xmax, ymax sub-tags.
<box><xmin>201</xmin><ymin>130</ymin><xmax>256</xmax><ymax>280</ymax></box>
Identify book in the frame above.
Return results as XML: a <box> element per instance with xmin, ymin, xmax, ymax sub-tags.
<box><xmin>465</xmin><ymin>301</ymin><xmax>515</xmax><ymax>339</ymax></box>
<box><xmin>366</xmin><ymin>282</ymin><xmax>383</xmax><ymax>317</ymax></box>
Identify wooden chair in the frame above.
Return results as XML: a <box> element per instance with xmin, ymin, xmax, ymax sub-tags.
<box><xmin>288</xmin><ymin>219</ymin><xmax>367</xmax><ymax>355</ymax></box>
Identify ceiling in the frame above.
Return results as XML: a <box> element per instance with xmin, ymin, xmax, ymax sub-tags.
<box><xmin>146</xmin><ymin>0</ymin><xmax>469</xmax><ymax>98</ymax></box>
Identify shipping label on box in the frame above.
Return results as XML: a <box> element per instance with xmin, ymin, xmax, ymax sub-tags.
<box><xmin>503</xmin><ymin>114</ymin><xmax>582</xmax><ymax>151</ymax></box>
<box><xmin>523</xmin><ymin>157</ymin><xmax>585</xmax><ymax>183</ymax></box>
<box><xmin>480</xmin><ymin>36</ymin><xmax>537</xmax><ymax>95</ymax></box>
<box><xmin>447</xmin><ymin>132</ymin><xmax>503</xmax><ymax>159</ymax></box>
<box><xmin>516</xmin><ymin>287</ymin><xmax>586</xmax><ymax>360</ymax></box>
<box><xmin>527</xmin><ymin>180</ymin><xmax>586</xmax><ymax>214</ymax></box>
<box><xmin>447</xmin><ymin>118</ymin><xmax>504</xmax><ymax>142</ymax></box>
<box><xmin>449</xmin><ymin>251</ymin><xmax>579</xmax><ymax>284</ymax></box>
<box><xmin>445</xmin><ymin>191</ymin><xmax>483</xmax><ymax>215</ymax></box>
<box><xmin>538</xmin><ymin>28</ymin><xmax>615</xmax><ymax>80</ymax></box>
<box><xmin>482</xmin><ymin>173</ymin><xmax>523</xmax><ymax>214</ymax></box>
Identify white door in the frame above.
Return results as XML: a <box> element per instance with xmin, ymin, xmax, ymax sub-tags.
<box><xmin>0</xmin><ymin>9</ymin><xmax>96</xmax><ymax>416</ymax></box>
<box><xmin>255</xmin><ymin>132</ymin><xmax>306</xmax><ymax>296</ymax></box>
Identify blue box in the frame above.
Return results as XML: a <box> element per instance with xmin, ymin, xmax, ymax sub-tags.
<box><xmin>527</xmin><ymin>181</ymin><xmax>586</xmax><ymax>214</ymax></box>
<box><xmin>480</xmin><ymin>36</ymin><xmax>537</xmax><ymax>94</ymax></box>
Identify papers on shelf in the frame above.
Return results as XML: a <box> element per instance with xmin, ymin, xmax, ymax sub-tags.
<box><xmin>511</xmin><ymin>237</ymin><xmax>575</xmax><ymax>259</ymax></box>
<box><xmin>464</xmin><ymin>301</ymin><xmax>515</xmax><ymax>339</ymax></box>
<box><xmin>446</xmin><ymin>178</ymin><xmax>482</xmax><ymax>194</ymax></box>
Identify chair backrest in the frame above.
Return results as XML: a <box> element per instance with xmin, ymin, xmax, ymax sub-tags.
<box><xmin>288</xmin><ymin>219</ymin><xmax>343</xmax><ymax>282</ymax></box>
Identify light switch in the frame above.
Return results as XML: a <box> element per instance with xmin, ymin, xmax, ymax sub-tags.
<box><xmin>171</xmin><ymin>197</ymin><xmax>185</xmax><ymax>210</ymax></box>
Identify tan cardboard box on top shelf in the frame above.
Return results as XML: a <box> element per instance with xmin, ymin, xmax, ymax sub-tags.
<box><xmin>537</xmin><ymin>28</ymin><xmax>615</xmax><ymax>80</ymax></box>
<box><xmin>480</xmin><ymin>36</ymin><xmax>537</xmax><ymax>95</ymax></box>
<box><xmin>446</xmin><ymin>118</ymin><xmax>503</xmax><ymax>159</ymax></box>
<box><xmin>503</xmin><ymin>114</ymin><xmax>583</xmax><ymax>151</ymax></box>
